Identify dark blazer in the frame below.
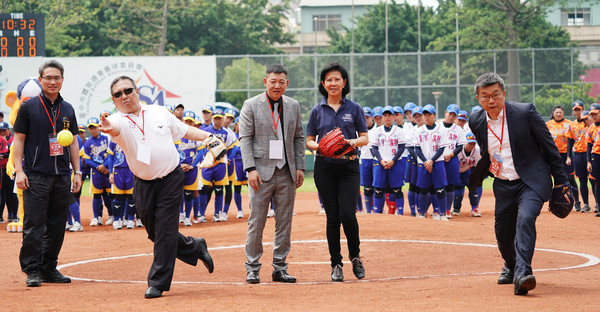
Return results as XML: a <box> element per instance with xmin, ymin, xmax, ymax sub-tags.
<box><xmin>467</xmin><ymin>100</ymin><xmax>568</xmax><ymax>201</ymax></box>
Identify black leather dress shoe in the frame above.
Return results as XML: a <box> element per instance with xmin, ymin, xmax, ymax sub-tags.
<box><xmin>197</xmin><ymin>238</ymin><xmax>214</xmax><ymax>273</ymax></box>
<box><xmin>40</xmin><ymin>270</ymin><xmax>71</xmax><ymax>283</ymax></box>
<box><xmin>272</xmin><ymin>270</ymin><xmax>296</xmax><ymax>283</ymax></box>
<box><xmin>331</xmin><ymin>264</ymin><xmax>344</xmax><ymax>282</ymax></box>
<box><xmin>351</xmin><ymin>257</ymin><xmax>365</xmax><ymax>279</ymax></box>
<box><xmin>26</xmin><ymin>271</ymin><xmax>41</xmax><ymax>287</ymax></box>
<box><xmin>514</xmin><ymin>275</ymin><xmax>536</xmax><ymax>295</ymax></box>
<box><xmin>497</xmin><ymin>266</ymin><xmax>514</xmax><ymax>284</ymax></box>
<box><xmin>144</xmin><ymin>287</ymin><xmax>163</xmax><ymax>299</ymax></box>
<box><xmin>246</xmin><ymin>271</ymin><xmax>260</xmax><ymax>284</ymax></box>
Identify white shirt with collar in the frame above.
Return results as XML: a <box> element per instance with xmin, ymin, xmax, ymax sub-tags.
<box><xmin>486</xmin><ymin>106</ymin><xmax>520</xmax><ymax>181</ymax></box>
<box><xmin>107</xmin><ymin>104</ymin><xmax>188</xmax><ymax>180</ymax></box>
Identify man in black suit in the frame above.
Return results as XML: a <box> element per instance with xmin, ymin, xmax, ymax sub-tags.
<box><xmin>468</xmin><ymin>73</ymin><xmax>569</xmax><ymax>296</ymax></box>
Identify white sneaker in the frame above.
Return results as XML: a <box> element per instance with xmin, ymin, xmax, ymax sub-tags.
<box><xmin>69</xmin><ymin>222</ymin><xmax>83</xmax><ymax>232</ymax></box>
<box><xmin>179</xmin><ymin>213</ymin><xmax>185</xmax><ymax>223</ymax></box>
<box><xmin>97</xmin><ymin>217</ymin><xmax>103</xmax><ymax>225</ymax></box>
<box><xmin>197</xmin><ymin>215</ymin><xmax>207</xmax><ymax>223</ymax></box>
<box><xmin>106</xmin><ymin>216</ymin><xmax>114</xmax><ymax>226</ymax></box>
<box><xmin>136</xmin><ymin>219</ymin><xmax>144</xmax><ymax>227</ymax></box>
<box><xmin>451</xmin><ymin>209</ymin><xmax>461</xmax><ymax>216</ymax></box>
<box><xmin>212</xmin><ymin>214</ymin><xmax>222</xmax><ymax>222</ymax></box>
<box><xmin>440</xmin><ymin>215</ymin><xmax>449</xmax><ymax>221</ymax></box>
<box><xmin>192</xmin><ymin>217</ymin><xmax>200</xmax><ymax>224</ymax></box>
<box><xmin>446</xmin><ymin>210</ymin><xmax>452</xmax><ymax>219</ymax></box>
<box><xmin>236</xmin><ymin>210</ymin><xmax>244</xmax><ymax>219</ymax></box>
<box><xmin>267</xmin><ymin>209</ymin><xmax>275</xmax><ymax>218</ymax></box>
<box><xmin>112</xmin><ymin>220</ymin><xmax>122</xmax><ymax>230</ymax></box>
<box><xmin>319</xmin><ymin>208</ymin><xmax>326</xmax><ymax>215</ymax></box>
<box><xmin>432</xmin><ymin>212</ymin><xmax>441</xmax><ymax>220</ymax></box>
<box><xmin>90</xmin><ymin>217</ymin><xmax>99</xmax><ymax>226</ymax></box>
<box><xmin>65</xmin><ymin>222</ymin><xmax>73</xmax><ymax>231</ymax></box>
<box><xmin>126</xmin><ymin>220</ymin><xmax>135</xmax><ymax>229</ymax></box>
<box><xmin>220</xmin><ymin>212</ymin><xmax>228</xmax><ymax>222</ymax></box>
<box><xmin>471</xmin><ymin>208</ymin><xmax>482</xmax><ymax>217</ymax></box>
<box><xmin>416</xmin><ymin>213</ymin><xmax>426</xmax><ymax>219</ymax></box>
<box><xmin>184</xmin><ymin>218</ymin><xmax>192</xmax><ymax>226</ymax></box>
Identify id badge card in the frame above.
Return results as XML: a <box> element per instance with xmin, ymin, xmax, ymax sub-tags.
<box><xmin>49</xmin><ymin>134</ymin><xmax>63</xmax><ymax>156</ymax></box>
<box><xmin>137</xmin><ymin>142</ymin><xmax>151</xmax><ymax>165</ymax></box>
<box><xmin>489</xmin><ymin>151</ymin><xmax>503</xmax><ymax>177</ymax></box>
<box><xmin>269</xmin><ymin>140</ymin><xmax>284</xmax><ymax>159</ymax></box>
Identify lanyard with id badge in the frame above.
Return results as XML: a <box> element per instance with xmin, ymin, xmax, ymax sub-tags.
<box><xmin>126</xmin><ymin>111</ymin><xmax>151</xmax><ymax>165</ymax></box>
<box><xmin>487</xmin><ymin>109</ymin><xmax>505</xmax><ymax>177</ymax></box>
<box><xmin>40</xmin><ymin>94</ymin><xmax>64</xmax><ymax>157</ymax></box>
<box><xmin>267</xmin><ymin>95</ymin><xmax>284</xmax><ymax>162</ymax></box>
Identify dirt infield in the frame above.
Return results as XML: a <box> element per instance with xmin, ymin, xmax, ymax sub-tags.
<box><xmin>1</xmin><ymin>191</ymin><xmax>599</xmax><ymax>311</ymax></box>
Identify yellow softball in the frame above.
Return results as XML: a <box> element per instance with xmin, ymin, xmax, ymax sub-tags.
<box><xmin>57</xmin><ymin>129</ymin><xmax>74</xmax><ymax>146</ymax></box>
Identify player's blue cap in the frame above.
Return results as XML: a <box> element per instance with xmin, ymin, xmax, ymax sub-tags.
<box><xmin>194</xmin><ymin>115</ymin><xmax>202</xmax><ymax>125</ymax></box>
<box><xmin>235</xmin><ymin>117</ymin><xmax>240</xmax><ymax>124</ymax></box>
<box><xmin>581</xmin><ymin>110</ymin><xmax>590</xmax><ymax>118</ymax></box>
<box><xmin>412</xmin><ymin>106</ymin><xmax>424</xmax><ymax>116</ymax></box>
<box><xmin>363</xmin><ymin>107</ymin><xmax>373</xmax><ymax>117</ymax></box>
<box><xmin>183</xmin><ymin>111</ymin><xmax>196</xmax><ymax>121</ymax></box>
<box><xmin>87</xmin><ymin>117</ymin><xmax>100</xmax><ymax>128</ymax></box>
<box><xmin>224</xmin><ymin>108</ymin><xmax>236</xmax><ymax>118</ymax></box>
<box><xmin>202</xmin><ymin>105</ymin><xmax>214</xmax><ymax>113</ymax></box>
<box><xmin>78</xmin><ymin>124</ymin><xmax>86</xmax><ymax>132</ymax></box>
<box><xmin>471</xmin><ymin>105</ymin><xmax>482</xmax><ymax>113</ymax></box>
<box><xmin>0</xmin><ymin>122</ymin><xmax>10</xmax><ymax>130</ymax></box>
<box><xmin>446</xmin><ymin>104</ymin><xmax>459</xmax><ymax>115</ymax></box>
<box><xmin>100</xmin><ymin>110</ymin><xmax>111</xmax><ymax>118</ymax></box>
<box><xmin>572</xmin><ymin>101</ymin><xmax>584</xmax><ymax>110</ymax></box>
<box><xmin>465</xmin><ymin>132</ymin><xmax>477</xmax><ymax>143</ymax></box>
<box><xmin>404</xmin><ymin>102</ymin><xmax>416</xmax><ymax>112</ymax></box>
<box><xmin>373</xmin><ymin>106</ymin><xmax>384</xmax><ymax>117</ymax></box>
<box><xmin>457</xmin><ymin>110</ymin><xmax>468</xmax><ymax>121</ymax></box>
<box><xmin>590</xmin><ymin>103</ymin><xmax>600</xmax><ymax>113</ymax></box>
<box><xmin>212</xmin><ymin>108</ymin><xmax>224</xmax><ymax>118</ymax></box>
<box><xmin>165</xmin><ymin>104</ymin><xmax>174</xmax><ymax>112</ymax></box>
<box><xmin>394</xmin><ymin>106</ymin><xmax>404</xmax><ymax>114</ymax></box>
<box><xmin>382</xmin><ymin>106</ymin><xmax>395</xmax><ymax>115</ymax></box>
<box><xmin>423</xmin><ymin>104</ymin><xmax>436</xmax><ymax>115</ymax></box>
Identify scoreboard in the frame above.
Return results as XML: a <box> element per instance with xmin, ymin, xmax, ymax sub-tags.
<box><xmin>0</xmin><ymin>13</ymin><xmax>45</xmax><ymax>57</ymax></box>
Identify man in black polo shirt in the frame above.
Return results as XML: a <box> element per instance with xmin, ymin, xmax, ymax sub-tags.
<box><xmin>13</xmin><ymin>60</ymin><xmax>82</xmax><ymax>287</ymax></box>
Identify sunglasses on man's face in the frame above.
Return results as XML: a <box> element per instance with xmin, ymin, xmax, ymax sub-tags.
<box><xmin>112</xmin><ymin>87</ymin><xmax>135</xmax><ymax>99</ymax></box>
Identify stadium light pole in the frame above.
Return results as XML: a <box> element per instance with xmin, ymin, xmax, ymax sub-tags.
<box><xmin>417</xmin><ymin>0</ymin><xmax>422</xmax><ymax>106</ymax></box>
<box><xmin>385</xmin><ymin>0</ymin><xmax>389</xmax><ymax>106</ymax></box>
<box><xmin>433</xmin><ymin>91</ymin><xmax>442</xmax><ymax>115</ymax></box>
<box><xmin>313</xmin><ymin>16</ymin><xmax>318</xmax><ymax>54</ymax></box>
<box><xmin>455</xmin><ymin>11</ymin><xmax>460</xmax><ymax>106</ymax></box>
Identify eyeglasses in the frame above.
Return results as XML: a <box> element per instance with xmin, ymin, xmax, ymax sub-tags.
<box><xmin>41</xmin><ymin>76</ymin><xmax>63</xmax><ymax>82</ymax></box>
<box><xmin>478</xmin><ymin>93</ymin><xmax>504</xmax><ymax>102</ymax></box>
<box><xmin>112</xmin><ymin>88</ymin><xmax>135</xmax><ymax>98</ymax></box>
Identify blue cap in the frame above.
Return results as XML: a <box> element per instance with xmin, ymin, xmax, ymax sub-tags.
<box><xmin>183</xmin><ymin>111</ymin><xmax>196</xmax><ymax>121</ymax></box>
<box><xmin>78</xmin><ymin>124</ymin><xmax>86</xmax><ymax>132</ymax></box>
<box><xmin>363</xmin><ymin>107</ymin><xmax>373</xmax><ymax>117</ymax></box>
<box><xmin>202</xmin><ymin>105</ymin><xmax>214</xmax><ymax>113</ymax></box>
<box><xmin>194</xmin><ymin>115</ymin><xmax>202</xmax><ymax>124</ymax></box>
<box><xmin>412</xmin><ymin>106</ymin><xmax>424</xmax><ymax>116</ymax></box>
<box><xmin>165</xmin><ymin>104</ymin><xmax>174</xmax><ymax>112</ymax></box>
<box><xmin>404</xmin><ymin>102</ymin><xmax>416</xmax><ymax>112</ymax></box>
<box><xmin>573</xmin><ymin>101</ymin><xmax>584</xmax><ymax>110</ymax></box>
<box><xmin>446</xmin><ymin>104</ymin><xmax>459</xmax><ymax>115</ymax></box>
<box><xmin>224</xmin><ymin>108</ymin><xmax>236</xmax><ymax>118</ymax></box>
<box><xmin>582</xmin><ymin>110</ymin><xmax>590</xmax><ymax>118</ymax></box>
<box><xmin>87</xmin><ymin>117</ymin><xmax>100</xmax><ymax>128</ymax></box>
<box><xmin>423</xmin><ymin>104</ymin><xmax>436</xmax><ymax>115</ymax></box>
<box><xmin>590</xmin><ymin>103</ymin><xmax>600</xmax><ymax>113</ymax></box>
<box><xmin>457</xmin><ymin>110</ymin><xmax>468</xmax><ymax>121</ymax></box>
<box><xmin>465</xmin><ymin>132</ymin><xmax>477</xmax><ymax>143</ymax></box>
<box><xmin>394</xmin><ymin>106</ymin><xmax>404</xmax><ymax>115</ymax></box>
<box><xmin>100</xmin><ymin>110</ymin><xmax>111</xmax><ymax>118</ymax></box>
<box><xmin>212</xmin><ymin>108</ymin><xmax>224</xmax><ymax>118</ymax></box>
<box><xmin>471</xmin><ymin>106</ymin><xmax>482</xmax><ymax>113</ymax></box>
<box><xmin>0</xmin><ymin>122</ymin><xmax>9</xmax><ymax>130</ymax></box>
<box><xmin>373</xmin><ymin>106</ymin><xmax>383</xmax><ymax>117</ymax></box>
<box><xmin>382</xmin><ymin>105</ymin><xmax>395</xmax><ymax>115</ymax></box>
<box><xmin>235</xmin><ymin>117</ymin><xmax>240</xmax><ymax>124</ymax></box>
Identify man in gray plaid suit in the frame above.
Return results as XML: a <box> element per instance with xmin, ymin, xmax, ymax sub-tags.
<box><xmin>239</xmin><ymin>64</ymin><xmax>306</xmax><ymax>284</ymax></box>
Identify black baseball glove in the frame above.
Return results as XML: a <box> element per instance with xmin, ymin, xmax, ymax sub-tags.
<box><xmin>548</xmin><ymin>181</ymin><xmax>574</xmax><ymax>219</ymax></box>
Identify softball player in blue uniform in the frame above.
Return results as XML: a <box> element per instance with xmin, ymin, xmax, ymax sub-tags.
<box><xmin>406</xmin><ymin>105</ymin><xmax>424</xmax><ymax>216</ymax></box>
<box><xmin>410</xmin><ymin>105</ymin><xmax>450</xmax><ymax>220</ymax></box>
<box><xmin>371</xmin><ymin>106</ymin><xmax>408</xmax><ymax>214</ymax></box>
<box><xmin>196</xmin><ymin>109</ymin><xmax>236</xmax><ymax>222</ymax></box>
<box><xmin>106</xmin><ymin>140</ymin><xmax>139</xmax><ymax>228</ymax></box>
<box><xmin>360</xmin><ymin>107</ymin><xmax>376</xmax><ymax>213</ymax></box>
<box><xmin>83</xmin><ymin>117</ymin><xmax>113</xmax><ymax>227</ymax></box>
<box><xmin>455</xmin><ymin>132</ymin><xmax>483</xmax><ymax>216</ymax></box>
<box><xmin>440</xmin><ymin>104</ymin><xmax>466</xmax><ymax>219</ymax></box>
<box><xmin>177</xmin><ymin>111</ymin><xmax>202</xmax><ymax>226</ymax></box>
<box><xmin>231</xmin><ymin>118</ymin><xmax>246</xmax><ymax>219</ymax></box>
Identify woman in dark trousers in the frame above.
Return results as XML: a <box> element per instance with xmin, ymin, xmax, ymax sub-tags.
<box><xmin>306</xmin><ymin>63</ymin><xmax>369</xmax><ymax>282</ymax></box>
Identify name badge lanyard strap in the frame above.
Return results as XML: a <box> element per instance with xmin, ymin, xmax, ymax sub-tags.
<box><xmin>266</xmin><ymin>94</ymin><xmax>281</xmax><ymax>136</ymax></box>
<box><xmin>486</xmin><ymin>108</ymin><xmax>505</xmax><ymax>153</ymax></box>
<box><xmin>39</xmin><ymin>94</ymin><xmax>61</xmax><ymax>136</ymax></box>
<box><xmin>125</xmin><ymin>110</ymin><xmax>145</xmax><ymax>141</ymax></box>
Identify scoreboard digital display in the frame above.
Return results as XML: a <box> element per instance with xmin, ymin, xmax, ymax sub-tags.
<box><xmin>0</xmin><ymin>13</ymin><xmax>45</xmax><ymax>57</ymax></box>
